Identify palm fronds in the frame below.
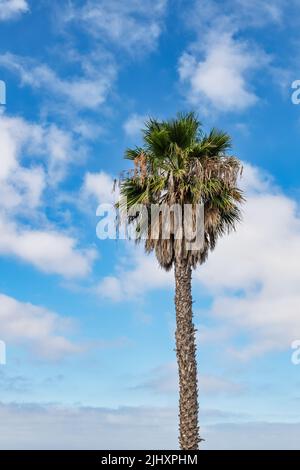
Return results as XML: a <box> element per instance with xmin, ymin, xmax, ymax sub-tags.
<box><xmin>119</xmin><ymin>112</ymin><xmax>244</xmax><ymax>270</ymax></box>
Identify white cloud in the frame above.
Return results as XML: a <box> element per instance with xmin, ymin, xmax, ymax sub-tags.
<box><xmin>0</xmin><ymin>115</ymin><xmax>46</xmax><ymax>212</ymax></box>
<box><xmin>96</xmin><ymin>246</ymin><xmax>172</xmax><ymax>301</ymax></box>
<box><xmin>65</xmin><ymin>0</ymin><xmax>167</xmax><ymax>54</ymax></box>
<box><xmin>227</xmin><ymin>0</ymin><xmax>285</xmax><ymax>27</ymax></box>
<box><xmin>0</xmin><ymin>0</ymin><xmax>28</xmax><ymax>21</ymax></box>
<box><xmin>39</xmin><ymin>125</ymin><xmax>87</xmax><ymax>184</ymax></box>
<box><xmin>123</xmin><ymin>113</ymin><xmax>146</xmax><ymax>137</ymax></box>
<box><xmin>0</xmin><ymin>293</ymin><xmax>81</xmax><ymax>360</ymax></box>
<box><xmin>0</xmin><ymin>1</ymin><xmax>166</xmax><ymax>117</ymax></box>
<box><xmin>0</xmin><ymin>113</ymin><xmax>85</xmax><ymax>196</ymax></box>
<box><xmin>179</xmin><ymin>32</ymin><xmax>267</xmax><ymax>112</ymax></box>
<box><xmin>0</xmin><ymin>52</ymin><xmax>116</xmax><ymax>110</ymax></box>
<box><xmin>96</xmin><ymin>276</ymin><xmax>124</xmax><ymax>302</ymax></box>
<box><xmin>188</xmin><ymin>0</ymin><xmax>286</xmax><ymax>31</ymax></box>
<box><xmin>0</xmin><ymin>215</ymin><xmax>96</xmax><ymax>278</ymax></box>
<box><xmin>0</xmin><ymin>114</ymin><xmax>97</xmax><ymax>278</ymax></box>
<box><xmin>0</xmin><ymin>402</ymin><xmax>177</xmax><ymax>449</ymax></box>
<box><xmin>0</xmin><ymin>2</ymin><xmax>166</xmax><ymax>118</ymax></box>
<box><xmin>82</xmin><ymin>171</ymin><xmax>117</xmax><ymax>205</ymax></box>
<box><xmin>179</xmin><ymin>0</ymin><xmax>273</xmax><ymax>112</ymax></box>
<box><xmin>0</xmin><ymin>401</ymin><xmax>298</xmax><ymax>449</ymax></box>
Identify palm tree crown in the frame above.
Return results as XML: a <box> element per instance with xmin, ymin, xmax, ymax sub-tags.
<box><xmin>119</xmin><ymin>112</ymin><xmax>243</xmax><ymax>270</ymax></box>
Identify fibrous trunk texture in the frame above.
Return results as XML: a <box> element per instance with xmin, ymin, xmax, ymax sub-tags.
<box><xmin>175</xmin><ymin>259</ymin><xmax>200</xmax><ymax>450</ymax></box>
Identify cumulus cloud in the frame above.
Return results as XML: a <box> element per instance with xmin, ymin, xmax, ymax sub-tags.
<box><xmin>0</xmin><ymin>215</ymin><xmax>96</xmax><ymax>278</ymax></box>
<box><xmin>179</xmin><ymin>33</ymin><xmax>266</xmax><ymax>112</ymax></box>
<box><xmin>178</xmin><ymin>0</ymin><xmax>273</xmax><ymax>112</ymax></box>
<box><xmin>0</xmin><ymin>114</ymin><xmax>97</xmax><ymax>278</ymax></box>
<box><xmin>0</xmin><ymin>293</ymin><xmax>81</xmax><ymax>360</ymax></box>
<box><xmin>0</xmin><ymin>0</ymin><xmax>28</xmax><ymax>21</ymax></box>
<box><xmin>0</xmin><ymin>113</ymin><xmax>86</xmax><ymax>195</ymax></box>
<box><xmin>123</xmin><ymin>113</ymin><xmax>146</xmax><ymax>137</ymax></box>
<box><xmin>0</xmin><ymin>114</ymin><xmax>45</xmax><ymax>213</ymax></box>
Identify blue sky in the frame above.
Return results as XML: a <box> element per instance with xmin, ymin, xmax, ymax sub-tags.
<box><xmin>0</xmin><ymin>0</ymin><xmax>300</xmax><ymax>450</ymax></box>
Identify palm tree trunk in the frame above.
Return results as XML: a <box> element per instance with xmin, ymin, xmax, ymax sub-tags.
<box><xmin>174</xmin><ymin>259</ymin><xmax>200</xmax><ymax>450</ymax></box>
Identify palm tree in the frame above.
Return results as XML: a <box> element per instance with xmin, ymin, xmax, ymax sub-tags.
<box><xmin>118</xmin><ymin>112</ymin><xmax>244</xmax><ymax>450</ymax></box>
